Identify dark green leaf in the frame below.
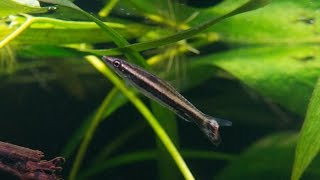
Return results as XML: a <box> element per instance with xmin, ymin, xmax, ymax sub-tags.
<box><xmin>196</xmin><ymin>0</ymin><xmax>320</xmax><ymax>44</ymax></box>
<box><xmin>194</xmin><ymin>45</ymin><xmax>320</xmax><ymax>115</ymax></box>
<box><xmin>292</xmin><ymin>78</ymin><xmax>320</xmax><ymax>180</ymax></box>
<box><xmin>217</xmin><ymin>132</ymin><xmax>320</xmax><ymax>180</ymax></box>
<box><xmin>85</xmin><ymin>0</ymin><xmax>270</xmax><ymax>55</ymax></box>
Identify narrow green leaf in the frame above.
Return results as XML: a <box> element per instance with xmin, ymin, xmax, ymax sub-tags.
<box><xmin>79</xmin><ymin>150</ymin><xmax>157</xmax><ymax>180</ymax></box>
<box><xmin>292</xmin><ymin>78</ymin><xmax>320</xmax><ymax>180</ymax></box>
<box><xmin>3</xmin><ymin>16</ymin><xmax>150</xmax><ymax>45</ymax></box>
<box><xmin>67</xmin><ymin>79</ymin><xmax>120</xmax><ymax>180</ymax></box>
<box><xmin>38</xmin><ymin>0</ymin><xmax>147</xmax><ymax>67</ymax></box>
<box><xmin>90</xmin><ymin>122</ymin><xmax>146</xmax><ymax>164</ymax></box>
<box><xmin>99</xmin><ymin>0</ymin><xmax>119</xmax><ymax>17</ymax></box>
<box><xmin>17</xmin><ymin>45</ymin><xmax>82</xmax><ymax>58</ymax></box>
<box><xmin>152</xmin><ymin>102</ymin><xmax>180</xmax><ymax>180</ymax></box>
<box><xmin>80</xmin><ymin>149</ymin><xmax>235</xmax><ymax>179</ymax></box>
<box><xmin>83</xmin><ymin>0</ymin><xmax>270</xmax><ymax>55</ymax></box>
<box><xmin>61</xmin><ymin>88</ymin><xmax>121</xmax><ymax>159</ymax></box>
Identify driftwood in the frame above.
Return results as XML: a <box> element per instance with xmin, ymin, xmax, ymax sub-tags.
<box><xmin>0</xmin><ymin>141</ymin><xmax>65</xmax><ymax>180</ymax></box>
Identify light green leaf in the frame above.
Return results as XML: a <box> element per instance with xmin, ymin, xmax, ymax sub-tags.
<box><xmin>292</xmin><ymin>78</ymin><xmax>320</xmax><ymax>180</ymax></box>
<box><xmin>152</xmin><ymin>102</ymin><xmax>180</xmax><ymax>180</ymax></box>
<box><xmin>0</xmin><ymin>0</ymin><xmax>48</xmax><ymax>17</ymax></box>
<box><xmin>193</xmin><ymin>45</ymin><xmax>320</xmax><ymax>115</ymax></box>
<box><xmin>39</xmin><ymin>0</ymin><xmax>147</xmax><ymax>67</ymax></box>
<box><xmin>193</xmin><ymin>0</ymin><xmax>320</xmax><ymax>44</ymax></box>
<box><xmin>2</xmin><ymin>16</ymin><xmax>149</xmax><ymax>45</ymax></box>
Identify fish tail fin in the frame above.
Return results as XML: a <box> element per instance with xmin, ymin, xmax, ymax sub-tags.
<box><xmin>200</xmin><ymin>116</ymin><xmax>232</xmax><ymax>145</ymax></box>
<box><xmin>214</xmin><ymin>117</ymin><xmax>232</xmax><ymax>127</ymax></box>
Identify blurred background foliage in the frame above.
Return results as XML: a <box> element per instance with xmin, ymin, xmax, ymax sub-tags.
<box><xmin>1</xmin><ymin>0</ymin><xmax>320</xmax><ymax>179</ymax></box>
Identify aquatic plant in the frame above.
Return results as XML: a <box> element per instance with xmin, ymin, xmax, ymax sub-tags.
<box><xmin>1</xmin><ymin>0</ymin><xmax>320</xmax><ymax>179</ymax></box>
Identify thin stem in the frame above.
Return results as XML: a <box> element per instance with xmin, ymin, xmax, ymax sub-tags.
<box><xmin>83</xmin><ymin>0</ymin><xmax>270</xmax><ymax>56</ymax></box>
<box><xmin>79</xmin><ymin>149</ymin><xmax>235</xmax><ymax>179</ymax></box>
<box><xmin>0</xmin><ymin>15</ymin><xmax>34</xmax><ymax>49</ymax></box>
<box><xmin>68</xmin><ymin>87</ymin><xmax>119</xmax><ymax>180</ymax></box>
<box><xmin>91</xmin><ymin>122</ymin><xmax>146</xmax><ymax>165</ymax></box>
<box><xmin>99</xmin><ymin>0</ymin><xmax>119</xmax><ymax>17</ymax></box>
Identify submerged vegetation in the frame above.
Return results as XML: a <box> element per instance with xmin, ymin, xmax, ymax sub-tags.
<box><xmin>1</xmin><ymin>0</ymin><xmax>320</xmax><ymax>179</ymax></box>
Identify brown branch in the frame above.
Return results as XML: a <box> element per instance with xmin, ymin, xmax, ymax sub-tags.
<box><xmin>0</xmin><ymin>141</ymin><xmax>65</xmax><ymax>180</ymax></box>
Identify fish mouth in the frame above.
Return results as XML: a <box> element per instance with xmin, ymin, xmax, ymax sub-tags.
<box><xmin>102</xmin><ymin>56</ymin><xmax>114</xmax><ymax>65</ymax></box>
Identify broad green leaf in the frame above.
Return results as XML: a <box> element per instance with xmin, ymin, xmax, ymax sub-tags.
<box><xmin>192</xmin><ymin>0</ymin><xmax>320</xmax><ymax>44</ymax></box>
<box><xmin>116</xmin><ymin>0</ymin><xmax>195</xmax><ymax>23</ymax></box>
<box><xmin>193</xmin><ymin>45</ymin><xmax>320</xmax><ymax>115</ymax></box>
<box><xmin>0</xmin><ymin>0</ymin><xmax>48</xmax><ymax>17</ymax></box>
<box><xmin>216</xmin><ymin>132</ymin><xmax>320</xmax><ymax>180</ymax></box>
<box><xmin>292</xmin><ymin>78</ymin><xmax>320</xmax><ymax>180</ymax></box>
<box><xmin>122</xmin><ymin>0</ymin><xmax>267</xmax><ymax>24</ymax></box>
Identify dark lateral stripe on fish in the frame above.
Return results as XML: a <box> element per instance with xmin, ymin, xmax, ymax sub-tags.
<box><xmin>102</xmin><ymin>56</ymin><xmax>232</xmax><ymax>145</ymax></box>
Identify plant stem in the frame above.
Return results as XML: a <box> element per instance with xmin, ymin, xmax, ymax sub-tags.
<box><xmin>0</xmin><ymin>14</ymin><xmax>34</xmax><ymax>49</ymax></box>
<box><xmin>68</xmin><ymin>87</ymin><xmax>119</xmax><ymax>180</ymax></box>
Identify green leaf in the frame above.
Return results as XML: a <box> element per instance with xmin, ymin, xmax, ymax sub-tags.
<box><xmin>80</xmin><ymin>149</ymin><xmax>234</xmax><ymax>179</ymax></box>
<box><xmin>84</xmin><ymin>0</ymin><xmax>270</xmax><ymax>55</ymax></box>
<box><xmin>216</xmin><ymin>132</ymin><xmax>320</xmax><ymax>180</ymax></box>
<box><xmin>193</xmin><ymin>45</ymin><xmax>320</xmax><ymax>115</ymax></box>
<box><xmin>3</xmin><ymin>16</ymin><xmax>149</xmax><ymax>45</ymax></box>
<box><xmin>117</xmin><ymin>0</ymin><xmax>195</xmax><ymax>23</ymax></box>
<box><xmin>152</xmin><ymin>102</ymin><xmax>180</xmax><ymax>180</ymax></box>
<box><xmin>17</xmin><ymin>45</ymin><xmax>82</xmax><ymax>58</ymax></box>
<box><xmin>0</xmin><ymin>0</ymin><xmax>48</xmax><ymax>17</ymax></box>
<box><xmin>61</xmin><ymin>88</ymin><xmax>130</xmax><ymax>159</ymax></box>
<box><xmin>39</xmin><ymin>0</ymin><xmax>81</xmax><ymax>10</ymax></box>
<box><xmin>123</xmin><ymin>0</ymin><xmax>269</xmax><ymax>24</ymax></box>
<box><xmin>292</xmin><ymin>78</ymin><xmax>320</xmax><ymax>180</ymax></box>
<box><xmin>39</xmin><ymin>0</ymin><xmax>147</xmax><ymax>67</ymax></box>
<box><xmin>197</xmin><ymin>0</ymin><xmax>320</xmax><ymax>44</ymax></box>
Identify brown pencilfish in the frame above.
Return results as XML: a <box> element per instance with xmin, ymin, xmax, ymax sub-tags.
<box><xmin>102</xmin><ymin>56</ymin><xmax>231</xmax><ymax>145</ymax></box>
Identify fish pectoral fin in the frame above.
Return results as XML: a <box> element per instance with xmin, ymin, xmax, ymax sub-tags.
<box><xmin>123</xmin><ymin>78</ymin><xmax>133</xmax><ymax>87</ymax></box>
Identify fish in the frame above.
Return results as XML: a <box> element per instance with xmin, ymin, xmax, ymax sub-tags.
<box><xmin>102</xmin><ymin>56</ymin><xmax>232</xmax><ymax>145</ymax></box>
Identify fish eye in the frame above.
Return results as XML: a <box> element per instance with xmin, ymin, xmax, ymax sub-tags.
<box><xmin>113</xmin><ymin>60</ymin><xmax>121</xmax><ymax>67</ymax></box>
